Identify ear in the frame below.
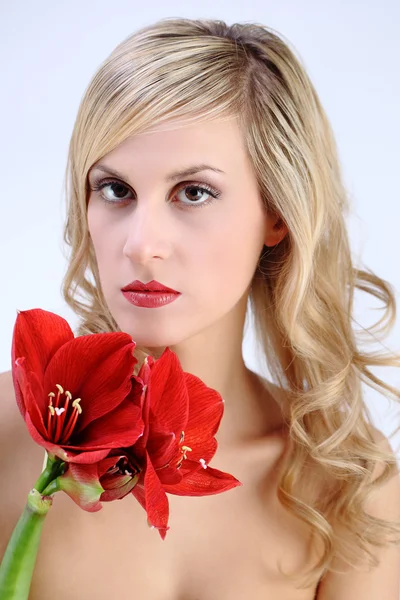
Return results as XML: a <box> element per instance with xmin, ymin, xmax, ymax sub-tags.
<box><xmin>264</xmin><ymin>213</ymin><xmax>288</xmax><ymax>247</ymax></box>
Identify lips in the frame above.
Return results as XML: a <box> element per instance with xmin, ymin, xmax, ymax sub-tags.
<box><xmin>122</xmin><ymin>290</ymin><xmax>180</xmax><ymax>308</ymax></box>
<box><xmin>121</xmin><ymin>280</ymin><xmax>180</xmax><ymax>294</ymax></box>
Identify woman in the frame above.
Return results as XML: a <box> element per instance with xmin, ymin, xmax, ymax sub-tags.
<box><xmin>1</xmin><ymin>16</ymin><xmax>400</xmax><ymax>599</ymax></box>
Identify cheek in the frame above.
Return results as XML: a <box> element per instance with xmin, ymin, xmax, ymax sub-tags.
<box><xmin>196</xmin><ymin>213</ymin><xmax>264</xmax><ymax>288</ymax></box>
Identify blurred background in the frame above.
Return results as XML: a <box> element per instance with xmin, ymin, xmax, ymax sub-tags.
<box><xmin>1</xmin><ymin>0</ymin><xmax>399</xmax><ymax>452</ymax></box>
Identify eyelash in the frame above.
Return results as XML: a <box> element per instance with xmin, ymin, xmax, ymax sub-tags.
<box><xmin>89</xmin><ymin>177</ymin><xmax>222</xmax><ymax>210</ymax></box>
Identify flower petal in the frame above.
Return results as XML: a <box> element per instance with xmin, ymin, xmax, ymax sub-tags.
<box><xmin>130</xmin><ymin>475</ymin><xmax>146</xmax><ymax>511</ymax></box>
<box><xmin>146</xmin><ymin>349</ymin><xmax>189</xmax><ymax>435</ymax></box>
<box><xmin>70</xmin><ymin>401</ymin><xmax>144</xmax><ymax>449</ymax></box>
<box><xmin>11</xmin><ymin>358</ymin><xmax>26</xmax><ymax>418</ymax></box>
<box><xmin>14</xmin><ymin>359</ymin><xmax>48</xmax><ymax>438</ymax></box>
<box><xmin>42</xmin><ymin>333</ymin><xmax>137</xmax><ymax>429</ymax></box>
<box><xmin>24</xmin><ymin>413</ymin><xmax>112</xmax><ymax>463</ymax></box>
<box><xmin>156</xmin><ymin>464</ymin><xmax>183</xmax><ymax>486</ymax></box>
<box><xmin>146</xmin><ymin>428</ymin><xmax>178</xmax><ymax>469</ymax></box>
<box><xmin>11</xmin><ymin>309</ymin><xmax>74</xmax><ymax>385</ymax></box>
<box><xmin>132</xmin><ymin>451</ymin><xmax>170</xmax><ymax>540</ymax></box>
<box><xmin>180</xmin><ymin>372</ymin><xmax>224</xmax><ymax>463</ymax></box>
<box><xmin>100</xmin><ymin>477</ymin><xmax>138</xmax><ymax>502</ymax></box>
<box><xmin>162</xmin><ymin>461</ymin><xmax>242</xmax><ymax>496</ymax></box>
<box><xmin>64</xmin><ymin>448</ymin><xmax>111</xmax><ymax>464</ymax></box>
<box><xmin>57</xmin><ymin>462</ymin><xmax>104</xmax><ymax>511</ymax></box>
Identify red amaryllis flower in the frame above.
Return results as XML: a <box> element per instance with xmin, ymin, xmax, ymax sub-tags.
<box><xmin>127</xmin><ymin>349</ymin><xmax>242</xmax><ymax>539</ymax></box>
<box><xmin>56</xmin><ymin>349</ymin><xmax>242</xmax><ymax>533</ymax></box>
<box><xmin>11</xmin><ymin>309</ymin><xmax>144</xmax><ymax>465</ymax></box>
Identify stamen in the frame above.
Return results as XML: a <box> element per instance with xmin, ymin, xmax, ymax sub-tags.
<box><xmin>199</xmin><ymin>458</ymin><xmax>207</xmax><ymax>469</ymax></box>
<box><xmin>61</xmin><ymin>406</ymin><xmax>80</xmax><ymax>442</ymax></box>
<box><xmin>176</xmin><ymin>443</ymin><xmax>193</xmax><ymax>469</ymax></box>
<box><xmin>44</xmin><ymin>385</ymin><xmax>83</xmax><ymax>444</ymax></box>
<box><xmin>53</xmin><ymin>412</ymin><xmax>65</xmax><ymax>442</ymax></box>
<box><xmin>47</xmin><ymin>400</ymin><xmax>55</xmax><ymax>436</ymax></box>
<box><xmin>54</xmin><ymin>384</ymin><xmax>64</xmax><ymax>409</ymax></box>
<box><xmin>72</xmin><ymin>398</ymin><xmax>82</xmax><ymax>414</ymax></box>
<box><xmin>181</xmin><ymin>445</ymin><xmax>192</xmax><ymax>460</ymax></box>
<box><xmin>53</xmin><ymin>392</ymin><xmax>70</xmax><ymax>442</ymax></box>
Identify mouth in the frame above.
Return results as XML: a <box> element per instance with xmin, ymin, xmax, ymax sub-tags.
<box><xmin>121</xmin><ymin>289</ymin><xmax>180</xmax><ymax>308</ymax></box>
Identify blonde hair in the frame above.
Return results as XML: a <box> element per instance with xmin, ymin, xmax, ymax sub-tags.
<box><xmin>61</xmin><ymin>17</ymin><xmax>400</xmax><ymax>587</ymax></box>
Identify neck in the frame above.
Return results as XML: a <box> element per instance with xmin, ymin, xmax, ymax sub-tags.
<box><xmin>142</xmin><ymin>293</ymin><xmax>279</xmax><ymax>446</ymax></box>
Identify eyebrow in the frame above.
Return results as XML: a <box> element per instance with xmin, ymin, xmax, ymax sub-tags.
<box><xmin>89</xmin><ymin>163</ymin><xmax>226</xmax><ymax>182</ymax></box>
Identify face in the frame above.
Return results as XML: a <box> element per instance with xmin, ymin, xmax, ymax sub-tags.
<box><xmin>86</xmin><ymin>117</ymin><xmax>275</xmax><ymax>354</ymax></box>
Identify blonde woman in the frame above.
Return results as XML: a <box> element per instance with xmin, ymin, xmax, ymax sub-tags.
<box><xmin>1</xmin><ymin>17</ymin><xmax>400</xmax><ymax>600</ymax></box>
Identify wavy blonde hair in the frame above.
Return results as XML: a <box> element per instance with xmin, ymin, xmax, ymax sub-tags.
<box><xmin>61</xmin><ymin>17</ymin><xmax>400</xmax><ymax>587</ymax></box>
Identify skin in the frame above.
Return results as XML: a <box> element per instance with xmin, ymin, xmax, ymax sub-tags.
<box><xmin>86</xmin><ymin>115</ymin><xmax>288</xmax><ymax>447</ymax></box>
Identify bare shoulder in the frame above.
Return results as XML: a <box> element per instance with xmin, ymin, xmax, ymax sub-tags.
<box><xmin>0</xmin><ymin>370</ymin><xmax>28</xmax><ymax>449</ymax></box>
<box><xmin>0</xmin><ymin>370</ymin><xmax>19</xmax><ymax>419</ymax></box>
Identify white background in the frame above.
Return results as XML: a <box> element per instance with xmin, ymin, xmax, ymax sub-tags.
<box><xmin>1</xmin><ymin>1</ymin><xmax>399</xmax><ymax>453</ymax></box>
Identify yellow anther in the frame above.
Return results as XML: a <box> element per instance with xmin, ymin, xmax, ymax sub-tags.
<box><xmin>72</xmin><ymin>398</ymin><xmax>82</xmax><ymax>414</ymax></box>
<box><xmin>181</xmin><ymin>445</ymin><xmax>192</xmax><ymax>460</ymax></box>
<box><xmin>48</xmin><ymin>392</ymin><xmax>55</xmax><ymax>398</ymax></box>
<box><xmin>65</xmin><ymin>390</ymin><xmax>72</xmax><ymax>400</ymax></box>
<box><xmin>55</xmin><ymin>384</ymin><xmax>64</xmax><ymax>394</ymax></box>
<box><xmin>48</xmin><ymin>405</ymin><xmax>55</xmax><ymax>416</ymax></box>
<box><xmin>180</xmin><ymin>431</ymin><xmax>185</xmax><ymax>443</ymax></box>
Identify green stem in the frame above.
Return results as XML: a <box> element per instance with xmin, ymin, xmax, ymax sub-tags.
<box><xmin>33</xmin><ymin>453</ymin><xmax>63</xmax><ymax>493</ymax></box>
<box><xmin>41</xmin><ymin>478</ymin><xmax>61</xmax><ymax>496</ymax></box>
<box><xmin>0</xmin><ymin>489</ymin><xmax>52</xmax><ymax>599</ymax></box>
<box><xmin>0</xmin><ymin>453</ymin><xmax>64</xmax><ymax>600</ymax></box>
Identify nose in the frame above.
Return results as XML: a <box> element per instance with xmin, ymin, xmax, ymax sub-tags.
<box><xmin>122</xmin><ymin>199</ymin><xmax>173</xmax><ymax>264</ymax></box>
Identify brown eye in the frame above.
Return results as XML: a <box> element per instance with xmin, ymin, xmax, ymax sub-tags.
<box><xmin>174</xmin><ymin>183</ymin><xmax>221</xmax><ymax>209</ymax></box>
<box><xmin>176</xmin><ymin>185</ymin><xmax>212</xmax><ymax>205</ymax></box>
<box><xmin>94</xmin><ymin>181</ymin><xmax>132</xmax><ymax>203</ymax></box>
<box><xmin>107</xmin><ymin>182</ymin><xmax>130</xmax><ymax>199</ymax></box>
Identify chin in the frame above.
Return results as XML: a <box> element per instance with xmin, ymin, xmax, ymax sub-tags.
<box><xmin>115</xmin><ymin>318</ymin><xmax>187</xmax><ymax>351</ymax></box>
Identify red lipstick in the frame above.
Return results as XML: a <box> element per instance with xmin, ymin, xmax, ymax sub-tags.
<box><xmin>121</xmin><ymin>280</ymin><xmax>181</xmax><ymax>308</ymax></box>
<box><xmin>121</xmin><ymin>280</ymin><xmax>179</xmax><ymax>293</ymax></box>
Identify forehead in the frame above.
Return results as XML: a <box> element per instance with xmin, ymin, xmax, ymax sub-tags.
<box><xmin>91</xmin><ymin>116</ymin><xmax>251</xmax><ymax>176</ymax></box>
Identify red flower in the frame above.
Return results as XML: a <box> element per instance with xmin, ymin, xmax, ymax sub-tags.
<box><xmin>54</xmin><ymin>348</ymin><xmax>242</xmax><ymax>529</ymax></box>
<box><xmin>11</xmin><ymin>309</ymin><xmax>144</xmax><ymax>465</ymax></box>
<box><xmin>121</xmin><ymin>349</ymin><xmax>242</xmax><ymax>538</ymax></box>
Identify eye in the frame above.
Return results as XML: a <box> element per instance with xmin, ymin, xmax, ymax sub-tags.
<box><xmin>174</xmin><ymin>183</ymin><xmax>221</xmax><ymax>208</ymax></box>
<box><xmin>89</xmin><ymin>177</ymin><xmax>221</xmax><ymax>209</ymax></box>
<box><xmin>90</xmin><ymin>179</ymin><xmax>132</xmax><ymax>204</ymax></box>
